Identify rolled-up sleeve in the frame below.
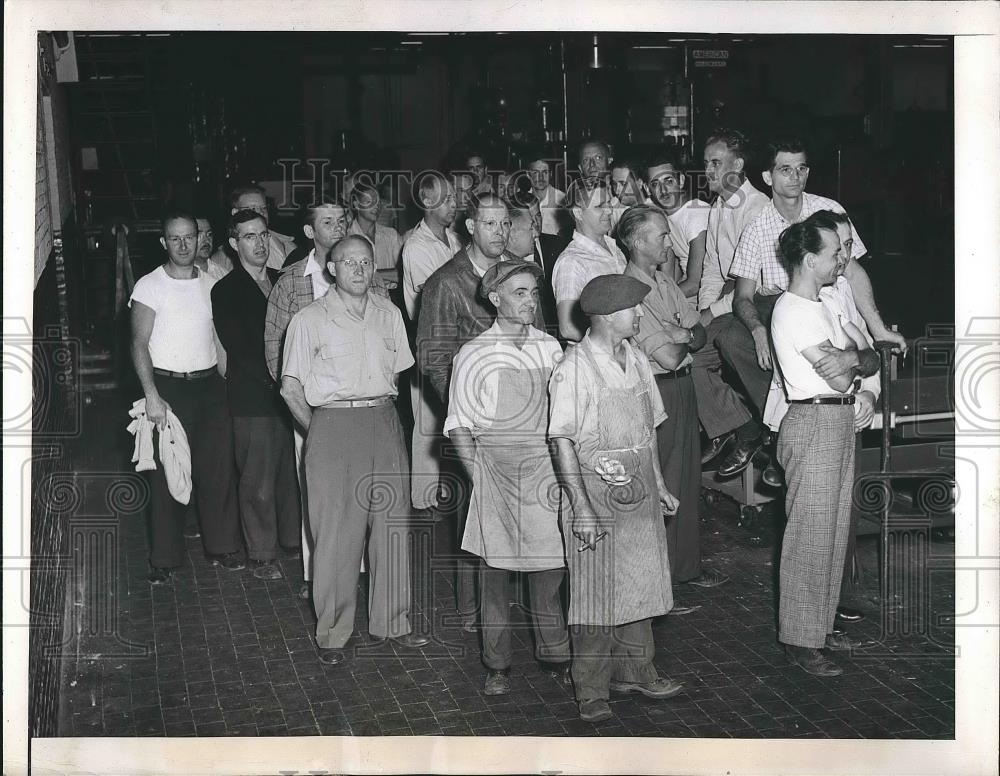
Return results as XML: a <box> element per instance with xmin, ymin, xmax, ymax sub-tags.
<box><xmin>729</xmin><ymin>220</ymin><xmax>764</xmax><ymax>282</ymax></box>
<box><xmin>444</xmin><ymin>343</ymin><xmax>490</xmax><ymax>437</ymax></box>
<box><xmin>547</xmin><ymin>350</ymin><xmax>589</xmax><ymax>442</ymax></box>
<box><xmin>280</xmin><ymin>311</ymin><xmax>313</xmax><ymax>384</ymax></box>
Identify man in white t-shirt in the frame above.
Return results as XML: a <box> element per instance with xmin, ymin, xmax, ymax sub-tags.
<box><xmin>770</xmin><ymin>215</ymin><xmax>875</xmax><ymax>678</ymax></box>
<box><xmin>527</xmin><ymin>154</ymin><xmax>567</xmax><ymax>237</ymax></box>
<box><xmin>550</xmin><ymin>178</ymin><xmax>628</xmax><ymax>342</ymax></box>
<box><xmin>129</xmin><ymin>212</ymin><xmax>244</xmax><ymax>584</ymax></box>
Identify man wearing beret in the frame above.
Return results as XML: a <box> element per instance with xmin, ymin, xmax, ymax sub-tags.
<box><xmin>548</xmin><ymin>273</ymin><xmax>684</xmax><ymax>723</ymax></box>
<box><xmin>445</xmin><ymin>260</ymin><xmax>571</xmax><ymax>696</ymax></box>
<box><xmin>618</xmin><ymin>206</ymin><xmax>730</xmax><ymax>600</ymax></box>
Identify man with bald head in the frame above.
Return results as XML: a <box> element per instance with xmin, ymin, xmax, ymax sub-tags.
<box><xmin>281</xmin><ymin>235</ymin><xmax>430</xmax><ymax>665</ymax></box>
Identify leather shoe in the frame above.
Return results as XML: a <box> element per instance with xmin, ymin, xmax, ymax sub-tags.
<box><xmin>578</xmin><ymin>699</ymin><xmax>613</xmax><ymax>723</ymax></box>
<box><xmin>459</xmin><ymin>614</ymin><xmax>478</xmax><ymax>633</ymax></box>
<box><xmin>761</xmin><ymin>462</ymin><xmax>784</xmax><ymax>488</ymax></box>
<box><xmin>317</xmin><ymin>647</ymin><xmax>346</xmax><ymax>666</ymax></box>
<box><xmin>610</xmin><ymin>676</ymin><xmax>684</xmax><ymax>699</ymax></box>
<box><xmin>701</xmin><ymin>432</ymin><xmax>734</xmax><ymax>465</ymax></box>
<box><xmin>148</xmin><ymin>567</ymin><xmax>173</xmax><ymax>585</ymax></box>
<box><xmin>484</xmin><ymin>669</ymin><xmax>511</xmax><ymax>696</ymax></box>
<box><xmin>685</xmin><ymin>569</ymin><xmax>729</xmax><ymax>588</ymax></box>
<box><xmin>825</xmin><ymin>632</ymin><xmax>864</xmax><ymax>651</ymax></box>
<box><xmin>250</xmin><ymin>559</ymin><xmax>283</xmax><ymax>580</ymax></box>
<box><xmin>835</xmin><ymin>605</ymin><xmax>865</xmax><ymax>623</ymax></box>
<box><xmin>376</xmin><ymin>632</ymin><xmax>431</xmax><ymax>649</ymax></box>
<box><xmin>715</xmin><ymin>436</ymin><xmax>764</xmax><ymax>478</ymax></box>
<box><xmin>538</xmin><ymin>660</ymin><xmax>572</xmax><ymax>684</ymax></box>
<box><xmin>297</xmin><ymin>582</ymin><xmax>311</xmax><ymax>600</ymax></box>
<box><xmin>784</xmin><ymin>644</ymin><xmax>842</xmax><ymax>677</ymax></box>
<box><xmin>667</xmin><ymin>604</ymin><xmax>701</xmax><ymax>616</ymax></box>
<box><xmin>207</xmin><ymin>552</ymin><xmax>246</xmax><ymax>572</ymax></box>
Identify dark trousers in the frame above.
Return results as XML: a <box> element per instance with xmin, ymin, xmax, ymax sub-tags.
<box><xmin>690</xmin><ymin>345</ymin><xmax>753</xmax><ymax>441</ymax></box>
<box><xmin>232</xmin><ymin>415</ymin><xmax>301</xmax><ymax>561</ymax></box>
<box><xmin>479</xmin><ymin>564</ymin><xmax>570</xmax><ymax>670</ymax></box>
<box><xmin>305</xmin><ymin>405</ymin><xmax>412</xmax><ymax>648</ymax></box>
<box><xmin>710</xmin><ymin>293</ymin><xmax>780</xmax><ymax>417</ymax></box>
<box><xmin>840</xmin><ymin>433</ymin><xmax>865</xmax><ymax>598</ymax></box>
<box><xmin>146</xmin><ymin>373</ymin><xmax>241</xmax><ymax>568</ymax></box>
<box><xmin>440</xmin><ymin>451</ymin><xmax>478</xmax><ymax>617</ymax></box>
<box><xmin>570</xmin><ymin>619</ymin><xmax>658</xmax><ymax>702</ymax></box>
<box><xmin>655</xmin><ymin>373</ymin><xmax>702</xmax><ymax>583</ymax></box>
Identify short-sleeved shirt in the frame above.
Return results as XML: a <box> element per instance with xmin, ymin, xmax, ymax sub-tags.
<box><xmin>548</xmin><ymin>334</ymin><xmax>666</xmax><ymax>463</ymax></box>
<box><xmin>129</xmin><ymin>265</ymin><xmax>218</xmax><ymax>372</ymax></box>
<box><xmin>550</xmin><ymin>230</ymin><xmax>628</xmax><ymax>305</ymax></box>
<box><xmin>666</xmin><ymin>197</ymin><xmax>710</xmax><ymax>267</ymax></box>
<box><xmin>770</xmin><ymin>290</ymin><xmax>851</xmax><ymax>401</ymax></box>
<box><xmin>701</xmin><ymin>178</ymin><xmax>770</xmax><ymax>315</ymax></box>
<box><xmin>281</xmin><ymin>289</ymin><xmax>414</xmax><ymax>407</ymax></box>
<box><xmin>401</xmin><ymin>218</ymin><xmax>463</xmax><ymax>320</ymax></box>
<box><xmin>444</xmin><ymin>321</ymin><xmax>564</xmax><ymax>438</ymax></box>
<box><xmin>729</xmin><ymin>192</ymin><xmax>867</xmax><ymax>295</ymax></box>
<box><xmin>624</xmin><ymin>262</ymin><xmax>700</xmax><ymax>372</ymax></box>
<box><xmin>538</xmin><ymin>186</ymin><xmax>566</xmax><ymax>236</ymax></box>
<box><xmin>764</xmin><ymin>277</ymin><xmax>881</xmax><ymax>430</ymax></box>
<box><xmin>348</xmin><ymin>220</ymin><xmax>404</xmax><ymax>272</ymax></box>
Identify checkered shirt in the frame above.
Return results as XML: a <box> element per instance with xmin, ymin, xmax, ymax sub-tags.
<box><xmin>729</xmin><ymin>192</ymin><xmax>867</xmax><ymax>295</ymax></box>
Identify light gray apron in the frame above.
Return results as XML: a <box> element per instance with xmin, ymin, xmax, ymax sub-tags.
<box><xmin>563</xmin><ymin>338</ymin><xmax>674</xmax><ymax>626</ymax></box>
<box><xmin>461</xmin><ymin>364</ymin><xmax>566</xmax><ymax>572</ymax></box>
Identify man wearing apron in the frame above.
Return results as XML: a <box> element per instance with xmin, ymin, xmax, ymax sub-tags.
<box><xmin>445</xmin><ymin>260</ymin><xmax>571</xmax><ymax>696</ymax></box>
<box><xmin>548</xmin><ymin>273</ymin><xmax>685</xmax><ymax>723</ymax></box>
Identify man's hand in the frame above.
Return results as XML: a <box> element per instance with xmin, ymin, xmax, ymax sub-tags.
<box><xmin>813</xmin><ymin>342</ymin><xmax>860</xmax><ymax>381</ymax></box>
<box><xmin>876</xmin><ymin>328</ymin><xmax>908</xmax><ymax>354</ymax></box>
<box><xmin>145</xmin><ymin>393</ymin><xmax>171</xmax><ymax>429</ymax></box>
<box><xmin>658</xmin><ymin>486</ymin><xmax>679</xmax><ymax>516</ymax></box>
<box><xmin>661</xmin><ymin>321</ymin><xmax>692</xmax><ymax>345</ymax></box>
<box><xmin>572</xmin><ymin>514</ymin><xmax>602</xmax><ymax>551</ymax></box>
<box><xmin>751</xmin><ymin>328</ymin><xmax>772</xmax><ymax>370</ymax></box>
<box><xmin>698</xmin><ymin>308</ymin><xmax>714</xmax><ymax>328</ymax></box>
<box><xmin>854</xmin><ymin>390</ymin><xmax>876</xmax><ymax>431</ymax></box>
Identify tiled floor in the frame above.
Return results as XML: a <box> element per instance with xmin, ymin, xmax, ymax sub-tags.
<box><xmin>56</xmin><ymin>395</ymin><xmax>955</xmax><ymax>738</ymax></box>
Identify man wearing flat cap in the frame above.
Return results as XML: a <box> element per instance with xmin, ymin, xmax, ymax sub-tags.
<box><xmin>445</xmin><ymin>260</ymin><xmax>571</xmax><ymax>696</ymax></box>
<box><xmin>548</xmin><ymin>273</ymin><xmax>684</xmax><ymax>723</ymax></box>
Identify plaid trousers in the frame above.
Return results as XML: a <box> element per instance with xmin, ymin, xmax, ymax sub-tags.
<box><xmin>776</xmin><ymin>404</ymin><xmax>856</xmax><ymax>648</ymax></box>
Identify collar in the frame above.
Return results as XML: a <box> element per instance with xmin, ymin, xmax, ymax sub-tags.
<box><xmin>483</xmin><ymin>319</ymin><xmax>545</xmax><ymax>343</ymax></box>
<box><xmin>720</xmin><ymin>178</ymin><xmax>761</xmax><ymax>208</ymax></box>
<box><xmin>623</xmin><ymin>261</ymin><xmax>659</xmax><ymax>287</ymax></box>
<box><xmin>303</xmin><ymin>248</ymin><xmax>325</xmax><ymax>277</ymax></box>
<box><xmin>569</xmin><ymin>229</ymin><xmax>615</xmax><ymax>257</ymax></box>
<box><xmin>322</xmin><ymin>286</ymin><xmax>389</xmax><ymax>322</ymax></box>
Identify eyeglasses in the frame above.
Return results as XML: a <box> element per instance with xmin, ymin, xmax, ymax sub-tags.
<box><xmin>166</xmin><ymin>235</ymin><xmax>196</xmax><ymax>246</ymax></box>
<box><xmin>238</xmin><ymin>231</ymin><xmax>270</xmax><ymax>243</ymax></box>
<box><xmin>333</xmin><ymin>258</ymin><xmax>373</xmax><ymax>269</ymax></box>
<box><xmin>476</xmin><ymin>219</ymin><xmax>512</xmax><ymax>232</ymax></box>
<box><xmin>774</xmin><ymin>164</ymin><xmax>810</xmax><ymax>179</ymax></box>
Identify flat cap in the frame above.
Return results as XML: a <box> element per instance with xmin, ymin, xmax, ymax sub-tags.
<box><xmin>479</xmin><ymin>259</ymin><xmax>544</xmax><ymax>299</ymax></box>
<box><xmin>579</xmin><ymin>274</ymin><xmax>650</xmax><ymax>315</ymax></box>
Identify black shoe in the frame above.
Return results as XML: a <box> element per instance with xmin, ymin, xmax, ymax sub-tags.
<box><xmin>761</xmin><ymin>462</ymin><xmax>784</xmax><ymax>488</ymax></box>
<box><xmin>835</xmin><ymin>605</ymin><xmax>865</xmax><ymax>624</ymax></box>
<box><xmin>578</xmin><ymin>699</ymin><xmax>613</xmax><ymax>722</ymax></box>
<box><xmin>208</xmin><ymin>552</ymin><xmax>246</xmax><ymax>572</ymax></box>
<box><xmin>250</xmin><ymin>559</ymin><xmax>283</xmax><ymax>580</ymax></box>
<box><xmin>667</xmin><ymin>604</ymin><xmax>701</xmax><ymax>616</ymax></box>
<box><xmin>148</xmin><ymin>567</ymin><xmax>173</xmax><ymax>585</ymax></box>
<box><xmin>317</xmin><ymin>647</ymin><xmax>346</xmax><ymax>666</ymax></box>
<box><xmin>370</xmin><ymin>632</ymin><xmax>431</xmax><ymax>649</ymax></box>
<box><xmin>701</xmin><ymin>432</ymin><xmax>735</xmax><ymax>465</ymax></box>
<box><xmin>182</xmin><ymin>526</ymin><xmax>201</xmax><ymax>539</ymax></box>
<box><xmin>484</xmin><ymin>669</ymin><xmax>511</xmax><ymax>696</ymax></box>
<box><xmin>825</xmin><ymin>632</ymin><xmax>864</xmax><ymax>652</ymax></box>
<box><xmin>783</xmin><ymin>644</ymin><xmax>842</xmax><ymax>677</ymax></box>
<box><xmin>538</xmin><ymin>660</ymin><xmax>572</xmax><ymax>683</ymax></box>
<box><xmin>297</xmin><ymin>582</ymin><xmax>311</xmax><ymax>600</ymax></box>
<box><xmin>716</xmin><ymin>436</ymin><xmax>764</xmax><ymax>478</ymax></box>
<box><xmin>281</xmin><ymin>545</ymin><xmax>302</xmax><ymax>561</ymax></box>
<box><xmin>684</xmin><ymin>569</ymin><xmax>729</xmax><ymax>588</ymax></box>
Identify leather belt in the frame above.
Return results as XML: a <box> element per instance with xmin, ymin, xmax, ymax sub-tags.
<box><xmin>321</xmin><ymin>396</ymin><xmax>394</xmax><ymax>409</ymax></box>
<box><xmin>154</xmin><ymin>367</ymin><xmax>216</xmax><ymax>380</ymax></box>
<box><xmin>655</xmin><ymin>365</ymin><xmax>692</xmax><ymax>380</ymax></box>
<box><xmin>788</xmin><ymin>395</ymin><xmax>856</xmax><ymax>406</ymax></box>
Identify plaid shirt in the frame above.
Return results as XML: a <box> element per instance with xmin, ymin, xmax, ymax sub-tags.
<box><xmin>729</xmin><ymin>192</ymin><xmax>867</xmax><ymax>295</ymax></box>
<box><xmin>264</xmin><ymin>252</ymin><xmax>390</xmax><ymax>380</ymax></box>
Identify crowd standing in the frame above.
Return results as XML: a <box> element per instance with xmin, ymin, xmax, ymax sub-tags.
<box><xmin>129</xmin><ymin>130</ymin><xmax>905</xmax><ymax>722</ymax></box>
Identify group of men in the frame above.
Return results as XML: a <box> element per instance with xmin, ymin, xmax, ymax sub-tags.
<box><xmin>129</xmin><ymin>127</ymin><xmax>904</xmax><ymax>724</ymax></box>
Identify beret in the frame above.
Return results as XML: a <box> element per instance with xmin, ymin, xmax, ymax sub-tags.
<box><xmin>479</xmin><ymin>259</ymin><xmax>544</xmax><ymax>299</ymax></box>
<box><xmin>579</xmin><ymin>274</ymin><xmax>651</xmax><ymax>315</ymax></box>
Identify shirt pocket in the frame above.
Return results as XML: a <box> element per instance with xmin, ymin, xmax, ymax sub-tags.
<box><xmin>316</xmin><ymin>342</ymin><xmax>356</xmax><ymax>384</ymax></box>
<box><xmin>381</xmin><ymin>337</ymin><xmax>398</xmax><ymax>376</ymax></box>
